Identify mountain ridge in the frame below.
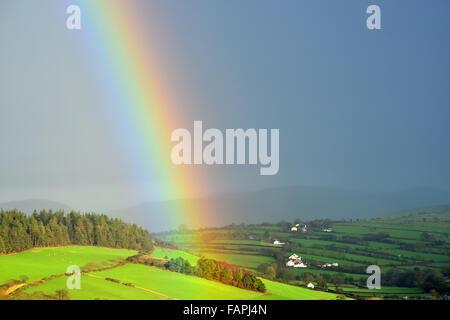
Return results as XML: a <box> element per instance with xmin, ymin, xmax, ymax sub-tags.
<box><xmin>108</xmin><ymin>185</ymin><xmax>450</xmax><ymax>232</ymax></box>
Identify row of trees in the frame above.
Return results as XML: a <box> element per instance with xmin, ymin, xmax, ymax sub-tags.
<box><xmin>381</xmin><ymin>269</ymin><xmax>449</xmax><ymax>294</ymax></box>
<box><xmin>166</xmin><ymin>257</ymin><xmax>266</xmax><ymax>293</ymax></box>
<box><xmin>0</xmin><ymin>210</ymin><xmax>153</xmax><ymax>254</ymax></box>
<box><xmin>195</xmin><ymin>258</ymin><xmax>266</xmax><ymax>292</ymax></box>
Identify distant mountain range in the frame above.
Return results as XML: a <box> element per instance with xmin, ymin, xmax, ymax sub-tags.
<box><xmin>108</xmin><ymin>186</ymin><xmax>450</xmax><ymax>233</ymax></box>
<box><xmin>0</xmin><ymin>199</ymin><xmax>72</xmax><ymax>214</ymax></box>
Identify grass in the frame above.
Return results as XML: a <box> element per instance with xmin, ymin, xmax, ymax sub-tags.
<box><xmin>92</xmin><ymin>263</ymin><xmax>264</xmax><ymax>300</ymax></box>
<box><xmin>0</xmin><ymin>246</ymin><xmax>137</xmax><ymax>284</ymax></box>
<box><xmin>150</xmin><ymin>246</ymin><xmax>199</xmax><ymax>265</ymax></box>
<box><xmin>199</xmin><ymin>251</ymin><xmax>275</xmax><ymax>269</ymax></box>
<box><xmin>258</xmin><ymin>279</ymin><xmax>348</xmax><ymax>300</ymax></box>
<box><xmin>6</xmin><ymin>247</ymin><xmax>341</xmax><ymax>300</ymax></box>
<box><xmin>24</xmin><ymin>275</ymin><xmax>166</xmax><ymax>300</ymax></box>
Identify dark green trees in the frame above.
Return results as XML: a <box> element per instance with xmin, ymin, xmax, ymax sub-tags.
<box><xmin>0</xmin><ymin>209</ymin><xmax>153</xmax><ymax>254</ymax></box>
<box><xmin>194</xmin><ymin>258</ymin><xmax>266</xmax><ymax>292</ymax></box>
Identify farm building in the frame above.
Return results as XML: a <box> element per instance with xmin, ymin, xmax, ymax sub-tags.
<box><xmin>293</xmin><ymin>259</ymin><xmax>307</xmax><ymax>268</ymax></box>
<box><xmin>286</xmin><ymin>254</ymin><xmax>307</xmax><ymax>268</ymax></box>
<box><xmin>321</xmin><ymin>262</ymin><xmax>339</xmax><ymax>268</ymax></box>
<box><xmin>286</xmin><ymin>260</ymin><xmax>295</xmax><ymax>267</ymax></box>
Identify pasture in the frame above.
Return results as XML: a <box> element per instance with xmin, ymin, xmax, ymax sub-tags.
<box><xmin>0</xmin><ymin>246</ymin><xmax>137</xmax><ymax>284</ymax></box>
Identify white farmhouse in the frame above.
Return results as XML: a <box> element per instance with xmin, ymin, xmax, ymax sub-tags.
<box><xmin>289</xmin><ymin>254</ymin><xmax>299</xmax><ymax>260</ymax></box>
<box><xmin>293</xmin><ymin>259</ymin><xmax>307</xmax><ymax>268</ymax></box>
<box><xmin>273</xmin><ymin>240</ymin><xmax>285</xmax><ymax>245</ymax></box>
<box><xmin>307</xmin><ymin>282</ymin><xmax>315</xmax><ymax>289</ymax></box>
<box><xmin>290</xmin><ymin>226</ymin><xmax>298</xmax><ymax>232</ymax></box>
<box><xmin>286</xmin><ymin>260</ymin><xmax>295</xmax><ymax>267</ymax></box>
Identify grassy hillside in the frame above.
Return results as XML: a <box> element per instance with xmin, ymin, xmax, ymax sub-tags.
<box><xmin>0</xmin><ymin>246</ymin><xmax>137</xmax><ymax>284</ymax></box>
<box><xmin>150</xmin><ymin>246</ymin><xmax>199</xmax><ymax>265</ymax></box>
<box><xmin>24</xmin><ymin>275</ymin><xmax>166</xmax><ymax>300</ymax></box>
<box><xmin>20</xmin><ymin>259</ymin><xmax>341</xmax><ymax>300</ymax></box>
<box><xmin>93</xmin><ymin>263</ymin><xmax>264</xmax><ymax>300</ymax></box>
<box><xmin>21</xmin><ymin>262</ymin><xmax>265</xmax><ymax>300</ymax></box>
<box><xmin>258</xmin><ymin>279</ymin><xmax>345</xmax><ymax>300</ymax></box>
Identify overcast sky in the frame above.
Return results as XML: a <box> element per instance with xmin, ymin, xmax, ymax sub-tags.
<box><xmin>0</xmin><ymin>0</ymin><xmax>449</xmax><ymax>211</ymax></box>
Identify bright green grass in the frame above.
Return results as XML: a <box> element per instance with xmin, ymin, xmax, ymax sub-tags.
<box><xmin>24</xmin><ymin>275</ymin><xmax>166</xmax><ymax>300</ymax></box>
<box><xmin>0</xmin><ymin>246</ymin><xmax>137</xmax><ymax>284</ymax></box>
<box><xmin>93</xmin><ymin>263</ymin><xmax>263</xmax><ymax>300</ymax></box>
<box><xmin>199</xmin><ymin>252</ymin><xmax>275</xmax><ymax>269</ymax></box>
<box><xmin>150</xmin><ymin>247</ymin><xmax>199</xmax><ymax>265</ymax></box>
<box><xmin>258</xmin><ymin>279</ymin><xmax>348</xmax><ymax>300</ymax></box>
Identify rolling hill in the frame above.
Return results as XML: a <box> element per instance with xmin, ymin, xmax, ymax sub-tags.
<box><xmin>109</xmin><ymin>186</ymin><xmax>450</xmax><ymax>232</ymax></box>
<box><xmin>0</xmin><ymin>199</ymin><xmax>72</xmax><ymax>214</ymax></box>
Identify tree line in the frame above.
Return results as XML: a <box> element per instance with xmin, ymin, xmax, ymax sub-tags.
<box><xmin>130</xmin><ymin>254</ymin><xmax>266</xmax><ymax>293</ymax></box>
<box><xmin>0</xmin><ymin>209</ymin><xmax>153</xmax><ymax>254</ymax></box>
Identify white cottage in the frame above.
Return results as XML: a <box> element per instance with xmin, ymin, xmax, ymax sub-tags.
<box><xmin>286</xmin><ymin>260</ymin><xmax>295</xmax><ymax>267</ymax></box>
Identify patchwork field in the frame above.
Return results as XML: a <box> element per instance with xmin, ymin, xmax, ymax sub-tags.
<box><xmin>155</xmin><ymin>205</ymin><xmax>450</xmax><ymax>298</ymax></box>
<box><xmin>150</xmin><ymin>246</ymin><xmax>199</xmax><ymax>265</ymax></box>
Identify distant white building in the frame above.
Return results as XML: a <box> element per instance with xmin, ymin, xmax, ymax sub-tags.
<box><xmin>293</xmin><ymin>261</ymin><xmax>307</xmax><ymax>268</ymax></box>
<box><xmin>321</xmin><ymin>262</ymin><xmax>339</xmax><ymax>268</ymax></box>
<box><xmin>273</xmin><ymin>240</ymin><xmax>285</xmax><ymax>245</ymax></box>
<box><xmin>286</xmin><ymin>260</ymin><xmax>295</xmax><ymax>267</ymax></box>
<box><xmin>307</xmin><ymin>282</ymin><xmax>315</xmax><ymax>289</ymax></box>
<box><xmin>321</xmin><ymin>228</ymin><xmax>333</xmax><ymax>232</ymax></box>
<box><xmin>286</xmin><ymin>254</ymin><xmax>307</xmax><ymax>268</ymax></box>
<box><xmin>290</xmin><ymin>226</ymin><xmax>298</xmax><ymax>232</ymax></box>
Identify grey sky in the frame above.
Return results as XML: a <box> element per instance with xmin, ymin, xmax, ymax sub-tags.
<box><xmin>1</xmin><ymin>0</ymin><xmax>449</xmax><ymax>211</ymax></box>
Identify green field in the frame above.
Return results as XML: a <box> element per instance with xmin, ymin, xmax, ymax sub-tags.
<box><xmin>0</xmin><ymin>246</ymin><xmax>137</xmax><ymax>284</ymax></box>
<box><xmin>199</xmin><ymin>251</ymin><xmax>275</xmax><ymax>269</ymax></box>
<box><xmin>150</xmin><ymin>246</ymin><xmax>199</xmax><ymax>265</ymax></box>
<box><xmin>259</xmin><ymin>279</ymin><xmax>346</xmax><ymax>300</ymax></box>
<box><xmin>24</xmin><ymin>275</ymin><xmax>166</xmax><ymax>300</ymax></box>
<box><xmin>21</xmin><ymin>262</ymin><xmax>341</xmax><ymax>300</ymax></box>
<box><xmin>4</xmin><ymin>246</ymin><xmax>341</xmax><ymax>300</ymax></box>
<box><xmin>91</xmin><ymin>263</ymin><xmax>264</xmax><ymax>300</ymax></box>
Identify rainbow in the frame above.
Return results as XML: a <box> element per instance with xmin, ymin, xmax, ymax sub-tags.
<box><xmin>66</xmin><ymin>0</ymin><xmax>213</xmax><ymax>231</ymax></box>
